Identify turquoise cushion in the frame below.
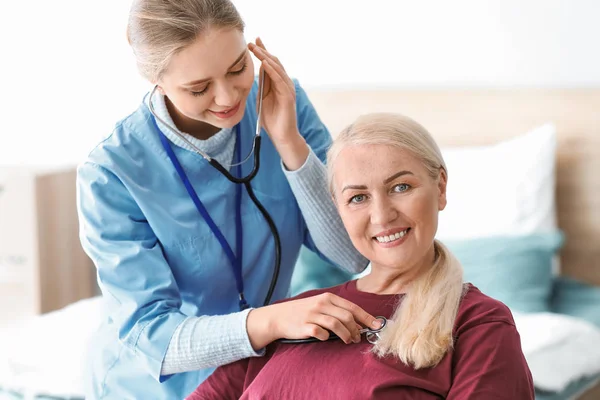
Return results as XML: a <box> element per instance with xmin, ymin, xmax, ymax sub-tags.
<box><xmin>551</xmin><ymin>276</ymin><xmax>600</xmax><ymax>328</ymax></box>
<box><xmin>290</xmin><ymin>246</ymin><xmax>354</xmax><ymax>296</ymax></box>
<box><xmin>444</xmin><ymin>232</ymin><xmax>564</xmax><ymax>313</ymax></box>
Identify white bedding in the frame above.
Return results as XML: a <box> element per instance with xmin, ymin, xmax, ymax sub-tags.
<box><xmin>513</xmin><ymin>311</ymin><xmax>600</xmax><ymax>392</ymax></box>
<box><xmin>1</xmin><ymin>297</ymin><xmax>599</xmax><ymax>397</ymax></box>
<box><xmin>0</xmin><ymin>297</ymin><xmax>103</xmax><ymax>398</ymax></box>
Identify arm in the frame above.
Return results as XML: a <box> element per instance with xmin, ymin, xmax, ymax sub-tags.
<box><xmin>77</xmin><ymin>162</ymin><xmax>261</xmax><ymax>380</ymax></box>
<box><xmin>186</xmin><ymin>359</ymin><xmax>249</xmax><ymax>400</ymax></box>
<box><xmin>447</xmin><ymin>321</ymin><xmax>535</xmax><ymax>400</ymax></box>
<box><xmin>282</xmin><ymin>81</ymin><xmax>368</xmax><ymax>274</ymax></box>
<box><xmin>247</xmin><ymin>41</ymin><xmax>368</xmax><ymax>274</ymax></box>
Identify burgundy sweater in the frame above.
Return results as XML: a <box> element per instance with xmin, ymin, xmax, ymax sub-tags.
<box><xmin>188</xmin><ymin>281</ymin><xmax>534</xmax><ymax>400</ymax></box>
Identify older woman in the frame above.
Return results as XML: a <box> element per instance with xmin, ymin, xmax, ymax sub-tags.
<box><xmin>188</xmin><ymin>113</ymin><xmax>534</xmax><ymax>399</ymax></box>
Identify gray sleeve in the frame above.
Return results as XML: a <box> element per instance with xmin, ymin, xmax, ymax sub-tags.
<box><xmin>282</xmin><ymin>149</ymin><xmax>369</xmax><ymax>274</ymax></box>
<box><xmin>160</xmin><ymin>309</ymin><xmax>264</xmax><ymax>376</ymax></box>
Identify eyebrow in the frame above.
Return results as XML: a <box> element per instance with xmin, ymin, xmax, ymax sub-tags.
<box><xmin>182</xmin><ymin>49</ymin><xmax>247</xmax><ymax>86</ymax></box>
<box><xmin>384</xmin><ymin>170</ymin><xmax>413</xmax><ymax>184</ymax></box>
<box><xmin>341</xmin><ymin>170</ymin><xmax>414</xmax><ymax>193</ymax></box>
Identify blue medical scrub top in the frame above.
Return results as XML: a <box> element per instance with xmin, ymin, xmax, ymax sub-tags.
<box><xmin>77</xmin><ymin>80</ymin><xmax>332</xmax><ymax>399</ymax></box>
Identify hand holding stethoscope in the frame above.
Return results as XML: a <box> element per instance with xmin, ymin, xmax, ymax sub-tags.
<box><xmin>150</xmin><ymin>36</ymin><xmax>382</xmax><ymax>346</ymax></box>
<box><xmin>248</xmin><ymin>38</ymin><xmax>309</xmax><ymax>170</ymax></box>
<box><xmin>246</xmin><ymin>292</ymin><xmax>385</xmax><ymax>349</ymax></box>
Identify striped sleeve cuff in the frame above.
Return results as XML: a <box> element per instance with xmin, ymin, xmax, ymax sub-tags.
<box><xmin>160</xmin><ymin>309</ymin><xmax>265</xmax><ymax>376</ymax></box>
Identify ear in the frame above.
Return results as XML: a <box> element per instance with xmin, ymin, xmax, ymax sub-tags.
<box><xmin>437</xmin><ymin>168</ymin><xmax>448</xmax><ymax>211</ymax></box>
<box><xmin>156</xmin><ymin>85</ymin><xmax>166</xmax><ymax>96</ymax></box>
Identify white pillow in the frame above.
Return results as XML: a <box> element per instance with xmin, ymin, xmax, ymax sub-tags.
<box><xmin>436</xmin><ymin>123</ymin><xmax>558</xmax><ymax>241</ymax></box>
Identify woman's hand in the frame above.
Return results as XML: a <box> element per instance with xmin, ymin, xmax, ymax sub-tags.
<box><xmin>246</xmin><ymin>292</ymin><xmax>382</xmax><ymax>350</ymax></box>
<box><xmin>248</xmin><ymin>38</ymin><xmax>309</xmax><ymax>170</ymax></box>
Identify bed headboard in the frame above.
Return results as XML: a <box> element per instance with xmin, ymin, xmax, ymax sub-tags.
<box><xmin>306</xmin><ymin>88</ymin><xmax>600</xmax><ymax>286</ymax></box>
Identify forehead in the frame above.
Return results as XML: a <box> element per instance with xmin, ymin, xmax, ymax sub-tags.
<box><xmin>164</xmin><ymin>27</ymin><xmax>247</xmax><ymax>83</ymax></box>
<box><xmin>333</xmin><ymin>144</ymin><xmax>425</xmax><ymax>184</ymax></box>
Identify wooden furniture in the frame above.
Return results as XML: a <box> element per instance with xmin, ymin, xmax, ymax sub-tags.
<box><xmin>0</xmin><ymin>166</ymin><xmax>96</xmax><ymax>323</ymax></box>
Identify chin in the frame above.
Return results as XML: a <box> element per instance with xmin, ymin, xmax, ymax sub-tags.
<box><xmin>372</xmin><ymin>254</ymin><xmax>413</xmax><ymax>270</ymax></box>
<box><xmin>212</xmin><ymin>119</ymin><xmax>237</xmax><ymax>130</ymax></box>
<box><xmin>209</xmin><ymin>109</ymin><xmax>245</xmax><ymax>130</ymax></box>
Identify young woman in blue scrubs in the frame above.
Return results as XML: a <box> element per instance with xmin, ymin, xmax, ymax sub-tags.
<box><xmin>76</xmin><ymin>0</ymin><xmax>380</xmax><ymax>398</ymax></box>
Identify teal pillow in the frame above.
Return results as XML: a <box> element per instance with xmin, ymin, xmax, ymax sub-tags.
<box><xmin>551</xmin><ymin>276</ymin><xmax>600</xmax><ymax>328</ymax></box>
<box><xmin>444</xmin><ymin>232</ymin><xmax>564</xmax><ymax>313</ymax></box>
<box><xmin>290</xmin><ymin>246</ymin><xmax>354</xmax><ymax>296</ymax></box>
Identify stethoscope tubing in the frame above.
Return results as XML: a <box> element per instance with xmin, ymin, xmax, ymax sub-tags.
<box><xmin>147</xmin><ymin>71</ymin><xmax>280</xmax><ymax>308</ymax></box>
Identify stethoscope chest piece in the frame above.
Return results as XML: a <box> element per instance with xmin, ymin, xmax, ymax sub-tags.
<box><xmin>277</xmin><ymin>316</ymin><xmax>388</xmax><ymax>345</ymax></box>
<box><xmin>364</xmin><ymin>316</ymin><xmax>387</xmax><ymax>344</ymax></box>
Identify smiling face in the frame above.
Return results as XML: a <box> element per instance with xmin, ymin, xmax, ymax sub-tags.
<box><xmin>332</xmin><ymin>144</ymin><xmax>447</xmax><ymax>274</ymax></box>
<box><xmin>156</xmin><ymin>27</ymin><xmax>255</xmax><ymax>137</ymax></box>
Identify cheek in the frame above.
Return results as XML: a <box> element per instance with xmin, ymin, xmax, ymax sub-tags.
<box><xmin>338</xmin><ymin>207</ymin><xmax>370</xmax><ymax>244</ymax></box>
<box><xmin>412</xmin><ymin>194</ymin><xmax>440</xmax><ymax>234</ymax></box>
<box><xmin>177</xmin><ymin>94</ymin><xmax>213</xmax><ymax>118</ymax></box>
<box><xmin>232</xmin><ymin>62</ymin><xmax>256</xmax><ymax>95</ymax></box>
<box><xmin>242</xmin><ymin>63</ymin><xmax>256</xmax><ymax>89</ymax></box>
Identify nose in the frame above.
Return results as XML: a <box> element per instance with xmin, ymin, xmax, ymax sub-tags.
<box><xmin>370</xmin><ymin>195</ymin><xmax>398</xmax><ymax>226</ymax></box>
<box><xmin>213</xmin><ymin>82</ymin><xmax>237</xmax><ymax>107</ymax></box>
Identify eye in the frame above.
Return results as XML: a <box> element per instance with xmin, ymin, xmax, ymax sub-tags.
<box><xmin>349</xmin><ymin>194</ymin><xmax>367</xmax><ymax>204</ymax></box>
<box><xmin>228</xmin><ymin>62</ymin><xmax>247</xmax><ymax>76</ymax></box>
<box><xmin>190</xmin><ymin>85</ymin><xmax>209</xmax><ymax>97</ymax></box>
<box><xmin>393</xmin><ymin>183</ymin><xmax>411</xmax><ymax>193</ymax></box>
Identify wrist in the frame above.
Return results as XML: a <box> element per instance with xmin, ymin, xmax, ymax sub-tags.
<box><xmin>275</xmin><ymin>133</ymin><xmax>309</xmax><ymax>171</ymax></box>
<box><xmin>246</xmin><ymin>306</ymin><xmax>278</xmax><ymax>351</ymax></box>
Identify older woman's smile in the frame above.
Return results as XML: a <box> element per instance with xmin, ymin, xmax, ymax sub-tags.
<box><xmin>374</xmin><ymin>227</ymin><xmax>411</xmax><ymax>247</ymax></box>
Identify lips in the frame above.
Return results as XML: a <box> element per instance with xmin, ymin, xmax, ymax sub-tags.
<box><xmin>209</xmin><ymin>102</ymin><xmax>241</xmax><ymax>119</ymax></box>
<box><xmin>374</xmin><ymin>227</ymin><xmax>410</xmax><ymax>239</ymax></box>
<box><xmin>373</xmin><ymin>228</ymin><xmax>411</xmax><ymax>247</ymax></box>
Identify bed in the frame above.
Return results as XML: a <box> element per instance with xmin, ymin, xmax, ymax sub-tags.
<box><xmin>2</xmin><ymin>89</ymin><xmax>599</xmax><ymax>399</ymax></box>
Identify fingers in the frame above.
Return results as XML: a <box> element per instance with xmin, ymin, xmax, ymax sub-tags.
<box><xmin>256</xmin><ymin>37</ymin><xmax>266</xmax><ymax>51</ymax></box>
<box><xmin>305</xmin><ymin>323</ymin><xmax>331</xmax><ymax>342</ymax></box>
<box><xmin>308</xmin><ymin>293</ymin><xmax>370</xmax><ymax>344</ymax></box>
<box><xmin>327</xmin><ymin>294</ymin><xmax>382</xmax><ymax>330</ymax></box>
<box><xmin>272</xmin><ymin>292</ymin><xmax>380</xmax><ymax>345</ymax></box>
<box><xmin>254</xmin><ymin>37</ymin><xmax>283</xmax><ymax>71</ymax></box>
<box><xmin>248</xmin><ymin>42</ymin><xmax>268</xmax><ymax>63</ymax></box>
<box><xmin>263</xmin><ymin>57</ymin><xmax>295</xmax><ymax>96</ymax></box>
<box><xmin>315</xmin><ymin>304</ymin><xmax>361</xmax><ymax>344</ymax></box>
<box><xmin>248</xmin><ymin>39</ymin><xmax>295</xmax><ymax>95</ymax></box>
<box><xmin>261</xmin><ymin>59</ymin><xmax>292</xmax><ymax>98</ymax></box>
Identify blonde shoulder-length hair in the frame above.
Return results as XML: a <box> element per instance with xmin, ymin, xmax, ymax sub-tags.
<box><xmin>327</xmin><ymin>113</ymin><xmax>465</xmax><ymax>369</ymax></box>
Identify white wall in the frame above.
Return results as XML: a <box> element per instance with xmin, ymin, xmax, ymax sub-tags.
<box><xmin>1</xmin><ymin>0</ymin><xmax>599</xmax><ymax>165</ymax></box>
<box><xmin>237</xmin><ymin>0</ymin><xmax>600</xmax><ymax>89</ymax></box>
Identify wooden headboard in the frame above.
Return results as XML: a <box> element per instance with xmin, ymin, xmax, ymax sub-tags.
<box><xmin>306</xmin><ymin>88</ymin><xmax>600</xmax><ymax>286</ymax></box>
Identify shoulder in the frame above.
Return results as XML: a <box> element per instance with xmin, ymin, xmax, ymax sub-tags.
<box><xmin>289</xmin><ymin>78</ymin><xmax>332</xmax><ymax>158</ymax></box>
<box><xmin>454</xmin><ymin>284</ymin><xmax>517</xmax><ymax>336</ymax></box>
<box><xmin>292</xmin><ymin>78</ymin><xmax>312</xmax><ymax>109</ymax></box>
<box><xmin>79</xmin><ymin>100</ymin><xmax>161</xmax><ymax>182</ymax></box>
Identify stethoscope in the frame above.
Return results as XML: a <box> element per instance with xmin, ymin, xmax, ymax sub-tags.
<box><xmin>147</xmin><ymin>78</ymin><xmax>388</xmax><ymax>346</ymax></box>
<box><xmin>278</xmin><ymin>316</ymin><xmax>388</xmax><ymax>345</ymax></box>
<box><xmin>147</xmin><ymin>73</ymin><xmax>281</xmax><ymax>311</ymax></box>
